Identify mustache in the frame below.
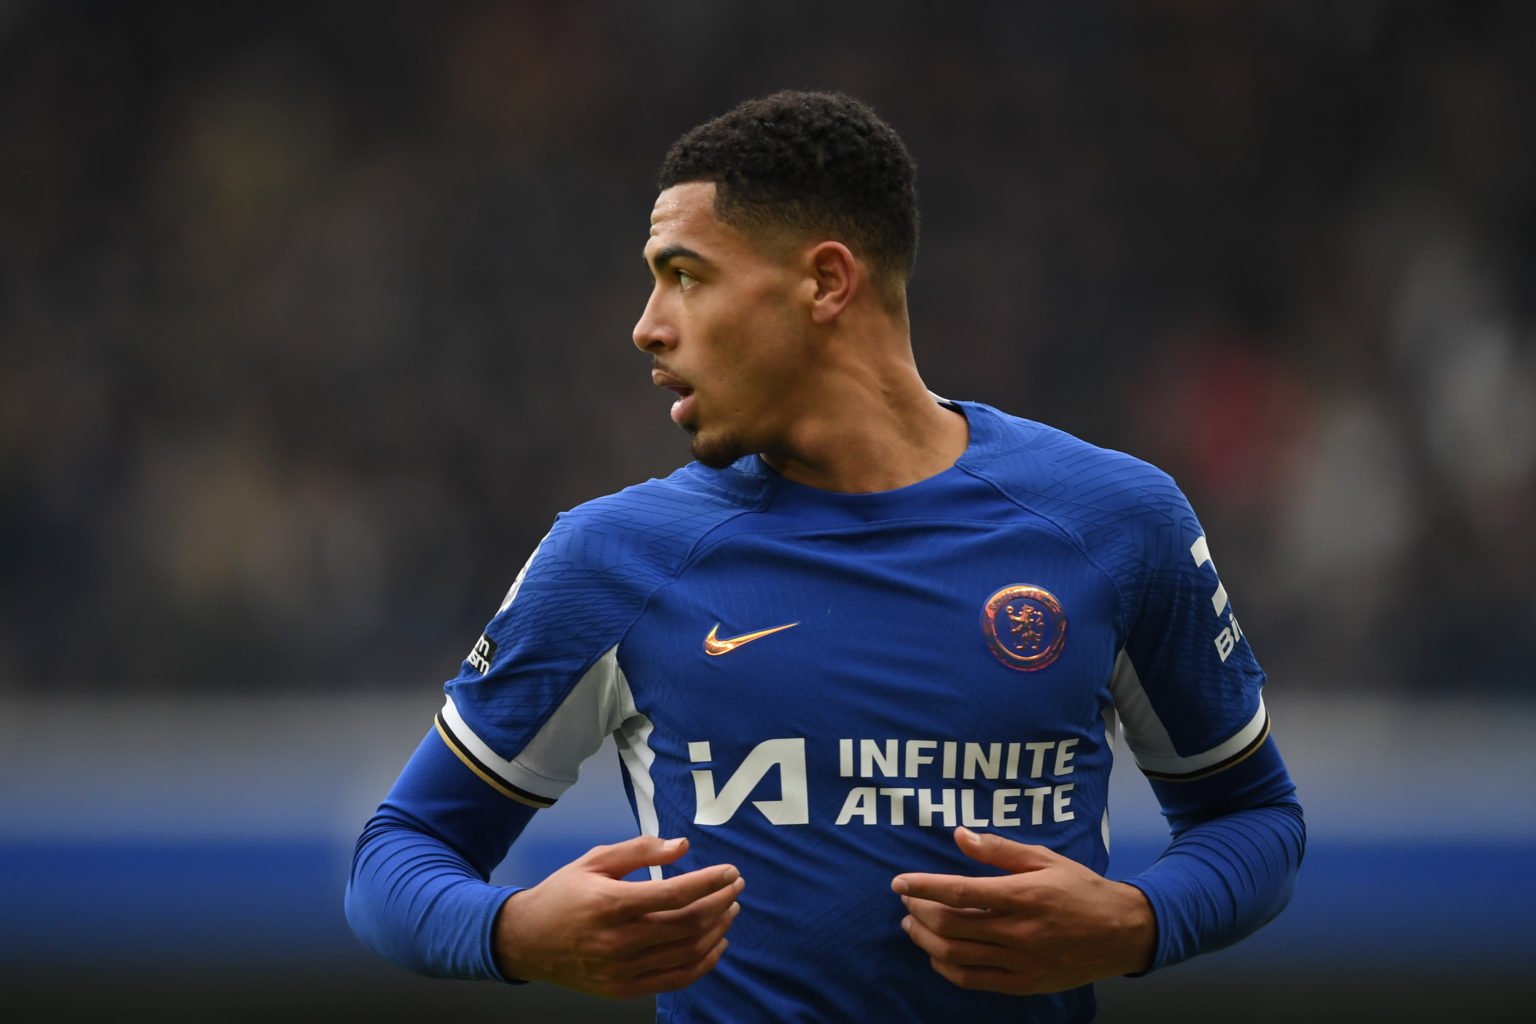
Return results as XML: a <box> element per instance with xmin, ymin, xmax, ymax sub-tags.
<box><xmin>650</xmin><ymin>363</ymin><xmax>693</xmax><ymax>391</ymax></box>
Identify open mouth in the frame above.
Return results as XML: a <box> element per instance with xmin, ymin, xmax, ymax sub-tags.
<box><xmin>667</xmin><ymin>386</ymin><xmax>696</xmax><ymax>425</ymax></box>
<box><xmin>652</xmin><ymin>368</ymin><xmax>696</xmax><ymax>425</ymax></box>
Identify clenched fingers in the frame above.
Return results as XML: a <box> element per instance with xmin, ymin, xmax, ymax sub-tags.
<box><xmin>925</xmin><ymin>956</ymin><xmax>1019</xmax><ymax>995</ymax></box>
<box><xmin>601</xmin><ymin>878</ymin><xmax>744</xmax><ymax>959</ymax></box>
<box><xmin>892</xmin><ymin>871</ymin><xmax>1003</xmax><ymax>911</ymax></box>
<box><xmin>902</xmin><ymin>914</ymin><xmax>1039</xmax><ymax>995</ymax></box>
<box><xmin>625</xmin><ymin>901</ymin><xmax>742</xmax><ymax>975</ymax></box>
<box><xmin>614</xmin><ymin>864</ymin><xmax>742</xmax><ymax>918</ymax></box>
<box><xmin>638</xmin><ymin>874</ymin><xmax>745</xmax><ymax>934</ymax></box>
<box><xmin>611</xmin><ymin>934</ymin><xmax>731</xmax><ymax>999</ymax></box>
<box><xmin>900</xmin><ymin>910</ymin><xmax>1012</xmax><ymax>970</ymax></box>
<box><xmin>901</xmin><ymin>894</ymin><xmax>1009</xmax><ymax>943</ymax></box>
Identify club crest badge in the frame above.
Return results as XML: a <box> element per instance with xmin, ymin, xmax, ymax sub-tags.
<box><xmin>981</xmin><ymin>584</ymin><xmax>1067</xmax><ymax>671</ymax></box>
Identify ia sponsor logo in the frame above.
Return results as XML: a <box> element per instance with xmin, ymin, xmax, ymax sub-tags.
<box><xmin>688</xmin><ymin>739</ymin><xmax>809</xmax><ymax>826</ymax></box>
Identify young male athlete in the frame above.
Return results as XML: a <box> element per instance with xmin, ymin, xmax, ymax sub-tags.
<box><xmin>346</xmin><ymin>91</ymin><xmax>1305</xmax><ymax>1022</ymax></box>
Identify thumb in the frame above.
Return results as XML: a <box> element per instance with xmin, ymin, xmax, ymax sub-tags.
<box><xmin>953</xmin><ymin>826</ymin><xmax>1056</xmax><ymax>873</ymax></box>
<box><xmin>581</xmin><ymin>834</ymin><xmax>690</xmax><ymax>877</ymax></box>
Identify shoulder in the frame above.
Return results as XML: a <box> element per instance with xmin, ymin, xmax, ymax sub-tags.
<box><xmin>961</xmin><ymin>401</ymin><xmax>1216</xmax><ymax>634</ymax></box>
<box><xmin>960</xmin><ymin>402</ymin><xmax>1190</xmax><ymax>529</ymax></box>
<box><xmin>529</xmin><ymin>459</ymin><xmax>771</xmax><ymax>589</ymax></box>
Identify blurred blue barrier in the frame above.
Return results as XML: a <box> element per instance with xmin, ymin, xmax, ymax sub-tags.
<box><xmin>2</xmin><ymin>834</ymin><xmax>1529</xmax><ymax>970</ymax></box>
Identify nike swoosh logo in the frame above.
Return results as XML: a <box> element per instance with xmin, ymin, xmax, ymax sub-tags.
<box><xmin>703</xmin><ymin>621</ymin><xmax>800</xmax><ymax>656</ymax></box>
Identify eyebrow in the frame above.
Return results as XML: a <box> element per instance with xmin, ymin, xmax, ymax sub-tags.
<box><xmin>647</xmin><ymin>244</ymin><xmax>713</xmax><ymax>274</ymax></box>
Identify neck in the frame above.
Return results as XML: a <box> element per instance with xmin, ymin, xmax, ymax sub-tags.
<box><xmin>759</xmin><ymin>341</ymin><xmax>969</xmax><ymax>493</ymax></box>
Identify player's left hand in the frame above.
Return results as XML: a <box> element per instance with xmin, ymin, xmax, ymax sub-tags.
<box><xmin>891</xmin><ymin>826</ymin><xmax>1156</xmax><ymax>995</ymax></box>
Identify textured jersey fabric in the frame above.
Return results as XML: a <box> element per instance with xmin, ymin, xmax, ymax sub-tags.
<box><xmin>348</xmin><ymin>401</ymin><xmax>1303</xmax><ymax>1022</ymax></box>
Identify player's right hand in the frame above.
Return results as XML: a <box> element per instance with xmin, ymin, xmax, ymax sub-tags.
<box><xmin>492</xmin><ymin>835</ymin><xmax>744</xmax><ymax>999</ymax></box>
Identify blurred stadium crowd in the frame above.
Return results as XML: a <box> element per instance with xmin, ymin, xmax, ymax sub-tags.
<box><xmin>2</xmin><ymin>0</ymin><xmax>1533</xmax><ymax>697</ymax></box>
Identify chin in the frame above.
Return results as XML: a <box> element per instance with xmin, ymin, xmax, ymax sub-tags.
<box><xmin>689</xmin><ymin>427</ymin><xmax>750</xmax><ymax>469</ymax></box>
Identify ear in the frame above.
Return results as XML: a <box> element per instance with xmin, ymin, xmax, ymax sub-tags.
<box><xmin>805</xmin><ymin>241</ymin><xmax>858</xmax><ymax>325</ymax></box>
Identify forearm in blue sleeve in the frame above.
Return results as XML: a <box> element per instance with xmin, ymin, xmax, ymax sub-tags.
<box><xmin>345</xmin><ymin>729</ymin><xmax>537</xmax><ymax>980</ymax></box>
<box><xmin>1125</xmin><ymin>739</ymin><xmax>1307</xmax><ymax>971</ymax></box>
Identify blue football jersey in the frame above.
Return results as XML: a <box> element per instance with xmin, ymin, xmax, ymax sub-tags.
<box><xmin>433</xmin><ymin>401</ymin><xmax>1270</xmax><ymax>1023</ymax></box>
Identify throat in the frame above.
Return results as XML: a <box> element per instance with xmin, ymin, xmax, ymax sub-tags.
<box><xmin>762</xmin><ymin>403</ymin><xmax>969</xmax><ymax>493</ymax></box>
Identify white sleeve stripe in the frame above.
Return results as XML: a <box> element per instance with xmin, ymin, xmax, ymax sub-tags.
<box><xmin>433</xmin><ymin>713</ymin><xmax>552</xmax><ymax>807</ymax></box>
<box><xmin>440</xmin><ymin>642</ymin><xmax>628</xmax><ymax>805</ymax></box>
<box><xmin>1107</xmin><ymin>649</ymin><xmax>1180</xmax><ymax>759</ymax></box>
<box><xmin>438</xmin><ymin>696</ymin><xmax>570</xmax><ymax>804</ymax></box>
<box><xmin>1109</xmin><ymin>647</ymin><xmax>1269</xmax><ymax>777</ymax></box>
<box><xmin>1137</xmin><ymin>700</ymin><xmax>1268</xmax><ymax>777</ymax></box>
<box><xmin>611</xmin><ymin>670</ymin><xmax>663</xmax><ymax>882</ymax></box>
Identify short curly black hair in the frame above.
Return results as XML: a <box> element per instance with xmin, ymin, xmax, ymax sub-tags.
<box><xmin>657</xmin><ymin>91</ymin><xmax>919</xmax><ymax>300</ymax></box>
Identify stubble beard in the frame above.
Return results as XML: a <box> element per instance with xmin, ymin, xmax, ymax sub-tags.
<box><xmin>687</xmin><ymin>424</ymin><xmax>752</xmax><ymax>470</ymax></box>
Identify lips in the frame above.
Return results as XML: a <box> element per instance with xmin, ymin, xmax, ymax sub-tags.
<box><xmin>651</xmin><ymin>366</ymin><xmax>696</xmax><ymax>425</ymax></box>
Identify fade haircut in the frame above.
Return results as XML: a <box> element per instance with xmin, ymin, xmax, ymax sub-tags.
<box><xmin>657</xmin><ymin>91</ymin><xmax>919</xmax><ymax>306</ymax></box>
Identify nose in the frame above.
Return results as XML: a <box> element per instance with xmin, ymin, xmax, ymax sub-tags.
<box><xmin>632</xmin><ymin>286</ymin><xmax>678</xmax><ymax>354</ymax></box>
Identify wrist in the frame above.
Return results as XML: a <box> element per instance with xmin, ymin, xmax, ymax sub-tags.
<box><xmin>1112</xmin><ymin>881</ymin><xmax>1158</xmax><ymax>976</ymax></box>
<box><xmin>492</xmin><ymin>889</ymin><xmax>537</xmax><ymax>983</ymax></box>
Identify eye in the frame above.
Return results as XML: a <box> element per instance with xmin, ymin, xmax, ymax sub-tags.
<box><xmin>676</xmin><ymin>269</ymin><xmax>698</xmax><ymax>291</ymax></box>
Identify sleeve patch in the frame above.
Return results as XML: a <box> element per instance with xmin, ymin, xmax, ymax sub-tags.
<box><xmin>466</xmin><ymin>633</ymin><xmax>496</xmax><ymax>676</ymax></box>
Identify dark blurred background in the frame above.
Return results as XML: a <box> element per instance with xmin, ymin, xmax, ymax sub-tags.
<box><xmin>2</xmin><ymin>1</ymin><xmax>1533</xmax><ymax>1020</ymax></box>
